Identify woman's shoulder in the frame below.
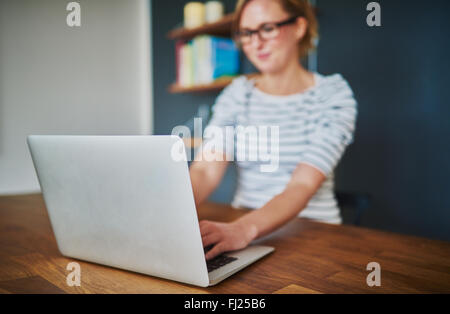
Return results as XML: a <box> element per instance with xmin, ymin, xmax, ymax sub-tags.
<box><xmin>228</xmin><ymin>74</ymin><xmax>255</xmax><ymax>89</ymax></box>
<box><xmin>216</xmin><ymin>75</ymin><xmax>253</xmax><ymax>102</ymax></box>
<box><xmin>220</xmin><ymin>72</ymin><xmax>355</xmax><ymax>101</ymax></box>
<box><xmin>316</xmin><ymin>72</ymin><xmax>352</xmax><ymax>88</ymax></box>
<box><xmin>314</xmin><ymin>72</ymin><xmax>356</xmax><ymax>101</ymax></box>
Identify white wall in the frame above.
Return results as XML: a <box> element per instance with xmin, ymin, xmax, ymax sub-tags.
<box><xmin>0</xmin><ymin>0</ymin><xmax>153</xmax><ymax>195</ymax></box>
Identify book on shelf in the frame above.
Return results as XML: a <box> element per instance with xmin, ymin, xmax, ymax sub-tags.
<box><xmin>175</xmin><ymin>35</ymin><xmax>240</xmax><ymax>88</ymax></box>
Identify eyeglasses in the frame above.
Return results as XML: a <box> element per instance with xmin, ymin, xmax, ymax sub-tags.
<box><xmin>234</xmin><ymin>16</ymin><xmax>300</xmax><ymax>47</ymax></box>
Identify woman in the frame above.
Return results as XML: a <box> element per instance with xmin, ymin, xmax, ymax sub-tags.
<box><xmin>189</xmin><ymin>0</ymin><xmax>357</xmax><ymax>260</ymax></box>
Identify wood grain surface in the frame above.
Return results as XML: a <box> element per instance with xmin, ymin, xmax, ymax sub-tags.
<box><xmin>0</xmin><ymin>194</ymin><xmax>449</xmax><ymax>294</ymax></box>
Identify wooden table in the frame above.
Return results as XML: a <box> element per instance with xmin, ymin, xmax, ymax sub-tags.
<box><xmin>0</xmin><ymin>194</ymin><xmax>449</xmax><ymax>294</ymax></box>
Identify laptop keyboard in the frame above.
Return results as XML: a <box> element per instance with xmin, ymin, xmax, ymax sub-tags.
<box><xmin>204</xmin><ymin>245</ymin><xmax>238</xmax><ymax>273</ymax></box>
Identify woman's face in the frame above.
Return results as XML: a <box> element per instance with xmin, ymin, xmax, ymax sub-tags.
<box><xmin>239</xmin><ymin>0</ymin><xmax>305</xmax><ymax>74</ymax></box>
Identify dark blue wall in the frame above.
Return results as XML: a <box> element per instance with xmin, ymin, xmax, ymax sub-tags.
<box><xmin>152</xmin><ymin>0</ymin><xmax>450</xmax><ymax>241</ymax></box>
<box><xmin>316</xmin><ymin>0</ymin><xmax>450</xmax><ymax>241</ymax></box>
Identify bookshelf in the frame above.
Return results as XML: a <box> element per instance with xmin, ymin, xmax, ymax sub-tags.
<box><xmin>167</xmin><ymin>13</ymin><xmax>235</xmax><ymax>41</ymax></box>
<box><xmin>166</xmin><ymin>7</ymin><xmax>320</xmax><ymax>94</ymax></box>
<box><xmin>168</xmin><ymin>76</ymin><xmax>234</xmax><ymax>94</ymax></box>
<box><xmin>167</xmin><ymin>14</ymin><xmax>237</xmax><ymax>94</ymax></box>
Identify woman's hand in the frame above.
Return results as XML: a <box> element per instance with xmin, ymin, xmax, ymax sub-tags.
<box><xmin>199</xmin><ymin>220</ymin><xmax>258</xmax><ymax>260</ymax></box>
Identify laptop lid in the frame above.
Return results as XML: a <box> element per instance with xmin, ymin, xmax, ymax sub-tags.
<box><xmin>27</xmin><ymin>135</ymin><xmax>210</xmax><ymax>287</ymax></box>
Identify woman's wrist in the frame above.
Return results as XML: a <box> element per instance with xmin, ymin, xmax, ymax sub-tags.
<box><xmin>233</xmin><ymin>218</ymin><xmax>259</xmax><ymax>245</ymax></box>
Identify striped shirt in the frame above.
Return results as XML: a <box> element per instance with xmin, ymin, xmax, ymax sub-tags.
<box><xmin>203</xmin><ymin>73</ymin><xmax>357</xmax><ymax>224</ymax></box>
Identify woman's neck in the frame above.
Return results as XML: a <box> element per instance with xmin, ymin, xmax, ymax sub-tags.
<box><xmin>255</xmin><ymin>61</ymin><xmax>315</xmax><ymax>96</ymax></box>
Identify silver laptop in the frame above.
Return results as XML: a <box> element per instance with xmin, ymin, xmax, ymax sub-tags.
<box><xmin>27</xmin><ymin>135</ymin><xmax>274</xmax><ymax>287</ymax></box>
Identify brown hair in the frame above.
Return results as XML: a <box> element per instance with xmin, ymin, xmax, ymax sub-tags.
<box><xmin>232</xmin><ymin>0</ymin><xmax>318</xmax><ymax>58</ymax></box>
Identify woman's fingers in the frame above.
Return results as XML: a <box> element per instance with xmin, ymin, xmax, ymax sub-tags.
<box><xmin>202</xmin><ymin>232</ymin><xmax>220</xmax><ymax>248</ymax></box>
<box><xmin>199</xmin><ymin>220</ymin><xmax>213</xmax><ymax>236</ymax></box>
<box><xmin>205</xmin><ymin>242</ymin><xmax>226</xmax><ymax>261</ymax></box>
<box><xmin>199</xmin><ymin>220</ymin><xmax>245</xmax><ymax>260</ymax></box>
